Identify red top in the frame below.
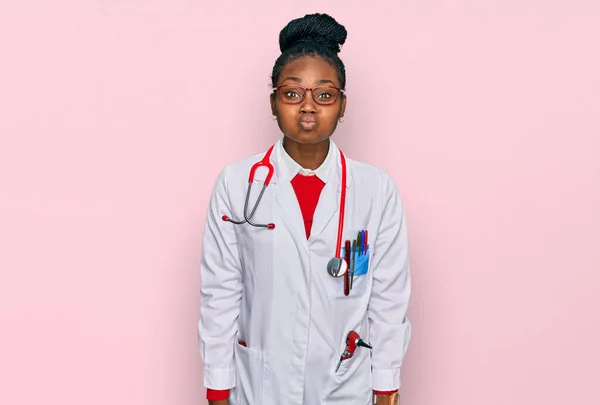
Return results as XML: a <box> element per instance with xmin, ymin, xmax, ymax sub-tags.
<box><xmin>206</xmin><ymin>173</ymin><xmax>396</xmax><ymax>400</ymax></box>
<box><xmin>291</xmin><ymin>173</ymin><xmax>326</xmax><ymax>238</ymax></box>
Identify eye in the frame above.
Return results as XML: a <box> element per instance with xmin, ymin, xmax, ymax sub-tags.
<box><xmin>317</xmin><ymin>92</ymin><xmax>332</xmax><ymax>99</ymax></box>
<box><xmin>285</xmin><ymin>90</ymin><xmax>300</xmax><ymax>98</ymax></box>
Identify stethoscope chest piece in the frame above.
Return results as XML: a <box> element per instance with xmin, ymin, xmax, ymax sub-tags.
<box><xmin>327</xmin><ymin>257</ymin><xmax>348</xmax><ymax>278</ymax></box>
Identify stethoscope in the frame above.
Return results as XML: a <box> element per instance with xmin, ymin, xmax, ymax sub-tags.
<box><xmin>222</xmin><ymin>143</ymin><xmax>350</xmax><ymax>278</ymax></box>
<box><xmin>222</xmin><ymin>144</ymin><xmax>277</xmax><ymax>229</ymax></box>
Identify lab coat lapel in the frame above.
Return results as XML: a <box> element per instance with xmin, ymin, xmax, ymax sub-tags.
<box><xmin>308</xmin><ymin>143</ymin><xmax>353</xmax><ymax>244</ymax></box>
<box><xmin>308</xmin><ymin>171</ymin><xmax>339</xmax><ymax>244</ymax></box>
<box><xmin>269</xmin><ymin>181</ymin><xmax>308</xmax><ymax>250</ymax></box>
<box><xmin>262</xmin><ymin>143</ymin><xmax>309</xmax><ymax>251</ymax></box>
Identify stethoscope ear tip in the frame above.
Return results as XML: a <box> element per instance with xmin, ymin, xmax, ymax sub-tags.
<box><xmin>267</xmin><ymin>223</ymin><xmax>276</xmax><ymax>229</ymax></box>
<box><xmin>222</xmin><ymin>215</ymin><xmax>229</xmax><ymax>222</ymax></box>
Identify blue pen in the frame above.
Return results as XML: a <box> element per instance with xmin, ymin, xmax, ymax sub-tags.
<box><xmin>361</xmin><ymin>230</ymin><xmax>365</xmax><ymax>255</ymax></box>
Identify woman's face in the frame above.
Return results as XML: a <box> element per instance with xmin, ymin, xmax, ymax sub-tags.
<box><xmin>270</xmin><ymin>56</ymin><xmax>346</xmax><ymax>145</ymax></box>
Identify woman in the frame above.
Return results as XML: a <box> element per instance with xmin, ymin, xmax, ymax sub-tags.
<box><xmin>198</xmin><ymin>13</ymin><xmax>411</xmax><ymax>405</ymax></box>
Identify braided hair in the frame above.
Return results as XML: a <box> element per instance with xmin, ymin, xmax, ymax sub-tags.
<box><xmin>271</xmin><ymin>13</ymin><xmax>348</xmax><ymax>90</ymax></box>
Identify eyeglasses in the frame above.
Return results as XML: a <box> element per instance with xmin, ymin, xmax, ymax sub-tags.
<box><xmin>273</xmin><ymin>84</ymin><xmax>344</xmax><ymax>105</ymax></box>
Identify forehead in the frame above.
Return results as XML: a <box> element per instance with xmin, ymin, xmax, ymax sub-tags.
<box><xmin>279</xmin><ymin>56</ymin><xmax>339</xmax><ymax>86</ymax></box>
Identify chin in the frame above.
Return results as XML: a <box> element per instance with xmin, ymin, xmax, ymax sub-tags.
<box><xmin>286</xmin><ymin>131</ymin><xmax>330</xmax><ymax>145</ymax></box>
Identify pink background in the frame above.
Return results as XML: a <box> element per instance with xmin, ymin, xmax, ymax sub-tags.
<box><xmin>1</xmin><ymin>1</ymin><xmax>599</xmax><ymax>404</ymax></box>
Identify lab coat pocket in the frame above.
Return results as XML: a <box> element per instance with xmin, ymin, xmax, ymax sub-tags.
<box><xmin>233</xmin><ymin>342</ymin><xmax>265</xmax><ymax>405</ymax></box>
<box><xmin>330</xmin><ymin>245</ymin><xmax>370</xmax><ymax>299</ymax></box>
<box><xmin>334</xmin><ymin>335</ymin><xmax>370</xmax><ymax>378</ymax></box>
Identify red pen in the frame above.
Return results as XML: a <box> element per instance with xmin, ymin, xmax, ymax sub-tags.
<box><xmin>364</xmin><ymin>230</ymin><xmax>368</xmax><ymax>254</ymax></box>
<box><xmin>344</xmin><ymin>240</ymin><xmax>351</xmax><ymax>296</ymax></box>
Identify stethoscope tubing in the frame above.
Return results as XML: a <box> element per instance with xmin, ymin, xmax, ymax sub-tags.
<box><xmin>334</xmin><ymin>151</ymin><xmax>347</xmax><ymax>258</ymax></box>
<box><xmin>222</xmin><ymin>143</ymin><xmax>347</xmax><ymax>253</ymax></box>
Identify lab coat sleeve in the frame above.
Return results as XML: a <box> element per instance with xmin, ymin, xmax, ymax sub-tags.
<box><xmin>368</xmin><ymin>171</ymin><xmax>412</xmax><ymax>391</ymax></box>
<box><xmin>198</xmin><ymin>166</ymin><xmax>243</xmax><ymax>390</ymax></box>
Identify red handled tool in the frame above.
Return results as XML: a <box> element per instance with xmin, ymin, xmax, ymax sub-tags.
<box><xmin>335</xmin><ymin>330</ymin><xmax>372</xmax><ymax>372</ymax></box>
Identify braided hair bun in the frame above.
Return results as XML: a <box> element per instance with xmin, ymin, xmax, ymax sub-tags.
<box><xmin>279</xmin><ymin>13</ymin><xmax>347</xmax><ymax>54</ymax></box>
<box><xmin>271</xmin><ymin>13</ymin><xmax>348</xmax><ymax>89</ymax></box>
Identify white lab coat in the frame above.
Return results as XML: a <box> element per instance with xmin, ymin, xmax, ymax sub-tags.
<box><xmin>198</xmin><ymin>139</ymin><xmax>411</xmax><ymax>405</ymax></box>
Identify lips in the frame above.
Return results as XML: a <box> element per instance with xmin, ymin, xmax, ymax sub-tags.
<box><xmin>300</xmin><ymin>114</ymin><xmax>317</xmax><ymax>124</ymax></box>
<box><xmin>300</xmin><ymin>114</ymin><xmax>317</xmax><ymax>130</ymax></box>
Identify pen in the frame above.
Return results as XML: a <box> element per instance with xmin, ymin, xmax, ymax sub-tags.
<box><xmin>364</xmin><ymin>230</ymin><xmax>368</xmax><ymax>255</ymax></box>
<box><xmin>351</xmin><ymin>239</ymin><xmax>356</xmax><ymax>289</ymax></box>
<box><xmin>356</xmin><ymin>232</ymin><xmax>362</xmax><ymax>256</ymax></box>
<box><xmin>344</xmin><ymin>240</ymin><xmax>351</xmax><ymax>296</ymax></box>
<box><xmin>361</xmin><ymin>231</ymin><xmax>365</xmax><ymax>255</ymax></box>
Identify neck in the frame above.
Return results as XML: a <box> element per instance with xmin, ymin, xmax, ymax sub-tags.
<box><xmin>283</xmin><ymin>137</ymin><xmax>330</xmax><ymax>170</ymax></box>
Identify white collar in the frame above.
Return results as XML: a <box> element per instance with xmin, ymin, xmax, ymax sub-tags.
<box><xmin>277</xmin><ymin>138</ymin><xmax>334</xmax><ymax>183</ymax></box>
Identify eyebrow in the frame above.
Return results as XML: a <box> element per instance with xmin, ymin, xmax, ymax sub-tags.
<box><xmin>281</xmin><ymin>76</ymin><xmax>302</xmax><ymax>83</ymax></box>
<box><xmin>281</xmin><ymin>77</ymin><xmax>337</xmax><ymax>86</ymax></box>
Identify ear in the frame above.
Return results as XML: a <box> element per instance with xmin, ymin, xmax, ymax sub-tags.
<box><xmin>340</xmin><ymin>93</ymin><xmax>347</xmax><ymax>118</ymax></box>
<box><xmin>270</xmin><ymin>92</ymin><xmax>276</xmax><ymax>116</ymax></box>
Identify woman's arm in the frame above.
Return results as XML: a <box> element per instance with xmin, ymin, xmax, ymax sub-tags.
<box><xmin>367</xmin><ymin>171</ymin><xmax>412</xmax><ymax>393</ymax></box>
<box><xmin>198</xmin><ymin>167</ymin><xmax>244</xmax><ymax>398</ymax></box>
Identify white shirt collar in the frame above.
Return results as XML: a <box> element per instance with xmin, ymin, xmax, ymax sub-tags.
<box><xmin>277</xmin><ymin>138</ymin><xmax>334</xmax><ymax>183</ymax></box>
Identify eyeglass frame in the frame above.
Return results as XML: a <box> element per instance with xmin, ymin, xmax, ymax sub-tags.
<box><xmin>273</xmin><ymin>84</ymin><xmax>345</xmax><ymax>105</ymax></box>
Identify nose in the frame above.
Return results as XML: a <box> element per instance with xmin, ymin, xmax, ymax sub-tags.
<box><xmin>300</xmin><ymin>89</ymin><xmax>317</xmax><ymax>113</ymax></box>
